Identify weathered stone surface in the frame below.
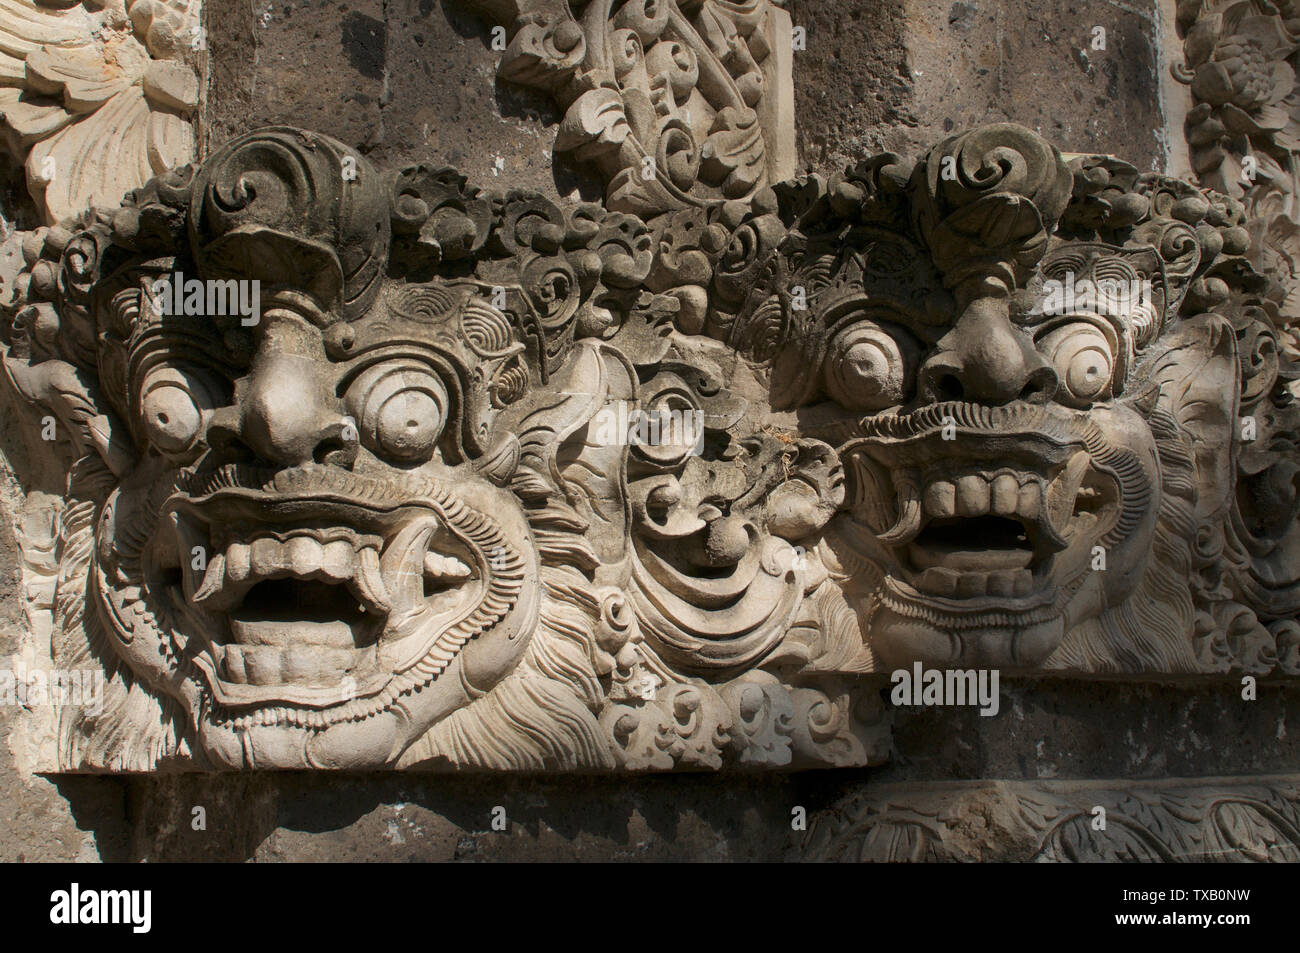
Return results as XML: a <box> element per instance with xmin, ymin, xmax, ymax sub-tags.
<box><xmin>0</xmin><ymin>0</ymin><xmax>1296</xmax><ymax>864</ymax></box>
<box><xmin>783</xmin><ymin>0</ymin><xmax>1172</xmax><ymax>175</ymax></box>
<box><xmin>204</xmin><ymin>0</ymin><xmax>574</xmax><ymax>200</ymax></box>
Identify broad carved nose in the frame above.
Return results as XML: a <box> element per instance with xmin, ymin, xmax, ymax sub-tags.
<box><xmin>918</xmin><ymin>297</ymin><xmax>1058</xmax><ymax>405</ymax></box>
<box><xmin>215</xmin><ymin>318</ymin><xmax>357</xmax><ymax>468</ymax></box>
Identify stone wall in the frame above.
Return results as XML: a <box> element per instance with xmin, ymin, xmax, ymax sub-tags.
<box><xmin>2</xmin><ymin>0</ymin><xmax>1298</xmax><ymax>862</ymax></box>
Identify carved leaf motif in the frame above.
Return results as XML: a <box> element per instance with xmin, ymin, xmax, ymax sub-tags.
<box><xmin>27</xmin><ymin>86</ymin><xmax>193</xmax><ymax>222</ymax></box>
<box><xmin>467</xmin><ymin>0</ymin><xmax>795</xmax><ymax>219</ymax></box>
<box><xmin>556</xmin><ymin>87</ymin><xmax>630</xmax><ymax>158</ymax></box>
<box><xmin>0</xmin><ymin>0</ymin><xmax>199</xmax><ymax>223</ymax></box>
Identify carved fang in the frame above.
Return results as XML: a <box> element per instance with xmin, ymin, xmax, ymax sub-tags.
<box><xmin>877</xmin><ymin>473</ymin><xmax>923</xmax><ymax>546</ymax></box>
<box><xmin>355</xmin><ymin>546</ymin><xmax>392</xmax><ymax>614</ymax></box>
<box><xmin>191</xmin><ymin>552</ymin><xmax>226</xmax><ymax>604</ymax></box>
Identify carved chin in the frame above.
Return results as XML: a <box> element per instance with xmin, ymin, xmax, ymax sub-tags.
<box><xmin>96</xmin><ymin>464</ymin><xmax>537</xmax><ymax>767</ymax></box>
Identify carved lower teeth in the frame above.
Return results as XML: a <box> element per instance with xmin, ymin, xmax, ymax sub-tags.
<box><xmin>218</xmin><ymin>643</ymin><xmax>358</xmax><ymax>686</ymax></box>
<box><xmin>914</xmin><ymin>568</ymin><xmax>1034</xmax><ymax>598</ymax></box>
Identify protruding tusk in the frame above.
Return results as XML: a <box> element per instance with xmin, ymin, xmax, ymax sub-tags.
<box><xmin>877</xmin><ymin>472</ymin><xmax>923</xmax><ymax>546</ymax></box>
<box><xmin>355</xmin><ymin>546</ymin><xmax>392</xmax><ymax>614</ymax></box>
<box><xmin>191</xmin><ymin>552</ymin><xmax>226</xmax><ymax>604</ymax></box>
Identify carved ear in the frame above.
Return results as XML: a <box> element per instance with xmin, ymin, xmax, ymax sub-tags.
<box><xmin>1148</xmin><ymin>312</ymin><xmax>1239</xmax><ymax>519</ymax></box>
<box><xmin>3</xmin><ymin>356</ymin><xmax>135</xmax><ymax>477</ymax></box>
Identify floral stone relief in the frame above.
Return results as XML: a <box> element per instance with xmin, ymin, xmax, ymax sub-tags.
<box><xmin>0</xmin><ymin>115</ymin><xmax>1295</xmax><ymax>773</ymax></box>
<box><xmin>0</xmin><ymin>0</ymin><xmax>199</xmax><ymax>225</ymax></box>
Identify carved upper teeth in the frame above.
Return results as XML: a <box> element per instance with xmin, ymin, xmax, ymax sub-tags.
<box><xmin>922</xmin><ymin>470</ymin><xmax>1041</xmax><ymax>520</ymax></box>
<box><xmin>424</xmin><ymin>551</ymin><xmax>472</xmax><ymax>580</ymax></box>
<box><xmin>873</xmin><ymin>462</ymin><xmax>1090</xmax><ymax>551</ymax></box>
<box><xmin>188</xmin><ymin>531</ymin><xmax>389</xmax><ymax>614</ymax></box>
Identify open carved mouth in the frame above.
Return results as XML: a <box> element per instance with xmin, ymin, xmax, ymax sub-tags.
<box><xmin>849</xmin><ymin>448</ymin><xmax>1121</xmax><ymax>604</ymax></box>
<box><xmin>153</xmin><ymin>499</ymin><xmax>484</xmax><ymax>709</ymax></box>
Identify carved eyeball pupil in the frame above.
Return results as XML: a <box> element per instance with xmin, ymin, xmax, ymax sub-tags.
<box><xmin>1041</xmin><ymin>322</ymin><xmax>1114</xmax><ymax>404</ymax></box>
<box><xmin>349</xmin><ymin>362</ymin><xmax>450</xmax><ymax>464</ymax></box>
<box><xmin>842</xmin><ymin>342</ymin><xmax>890</xmax><ymax>392</ymax></box>
<box><xmin>376</xmin><ymin>389</ymin><xmax>441</xmax><ymax>461</ymax></box>
<box><xmin>1071</xmin><ymin>353</ymin><xmax>1105</xmax><ymax>392</ymax></box>
<box><xmin>142</xmin><ymin>385</ymin><xmax>202</xmax><ymax>453</ymax></box>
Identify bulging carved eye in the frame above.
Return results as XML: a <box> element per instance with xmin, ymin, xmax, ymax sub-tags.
<box><xmin>1038</xmin><ymin>321</ymin><xmax>1115</xmax><ymax>405</ymax></box>
<box><xmin>139</xmin><ymin>367</ymin><xmax>221</xmax><ymax>454</ymax></box>
<box><xmin>823</xmin><ymin>321</ymin><xmax>911</xmax><ymax>411</ymax></box>
<box><xmin>348</xmin><ymin>361</ymin><xmax>450</xmax><ymax>463</ymax></box>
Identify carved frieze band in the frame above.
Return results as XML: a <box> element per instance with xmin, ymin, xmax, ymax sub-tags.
<box><xmin>0</xmin><ymin>2</ymin><xmax>1294</xmax><ymax>773</ymax></box>
<box><xmin>0</xmin><ymin>118</ymin><xmax>1294</xmax><ymax>773</ymax></box>
<box><xmin>801</xmin><ymin>776</ymin><xmax>1300</xmax><ymax>861</ymax></box>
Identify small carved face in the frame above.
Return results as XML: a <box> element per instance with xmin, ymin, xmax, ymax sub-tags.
<box><xmin>95</xmin><ymin>280</ymin><xmax>539</xmax><ymax>768</ymax></box>
<box><xmin>832</xmin><ymin>245</ymin><xmax>1165</xmax><ymax>669</ymax></box>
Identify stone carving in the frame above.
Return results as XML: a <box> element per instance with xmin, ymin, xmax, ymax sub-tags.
<box><xmin>0</xmin><ymin>0</ymin><xmax>198</xmax><ymax>224</ymax></box>
<box><xmin>1175</xmin><ymin>1</ymin><xmax>1300</xmax><ymax>322</ymax></box>
<box><xmin>801</xmin><ymin>776</ymin><xmax>1300</xmax><ymax>862</ymax></box>
<box><xmin>2</xmin><ymin>120</ymin><xmax>1297</xmax><ymax>772</ymax></box>
<box><xmin>463</xmin><ymin>0</ymin><xmax>797</xmax><ymax>219</ymax></box>
<box><xmin>675</xmin><ymin>121</ymin><xmax>1300</xmax><ymax>675</ymax></box>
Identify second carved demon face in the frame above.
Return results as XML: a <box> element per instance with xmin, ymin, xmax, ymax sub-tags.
<box><xmin>827</xmin><ymin>248</ymin><xmax>1167</xmax><ymax>669</ymax></box>
<box><xmin>708</xmin><ymin>124</ymin><xmax>1254</xmax><ymax>671</ymax></box>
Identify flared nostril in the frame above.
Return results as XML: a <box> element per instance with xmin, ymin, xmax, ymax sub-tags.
<box><xmin>1018</xmin><ymin>365</ymin><xmax>1060</xmax><ymax>404</ymax></box>
<box><xmin>311</xmin><ymin>419</ymin><xmax>359</xmax><ymax>468</ymax></box>
<box><xmin>917</xmin><ymin>354</ymin><xmax>967</xmax><ymax>404</ymax></box>
<box><xmin>936</xmin><ymin>373</ymin><xmax>965</xmax><ymax>402</ymax></box>
<box><xmin>920</xmin><ymin>298</ymin><xmax>1059</xmax><ymax>406</ymax></box>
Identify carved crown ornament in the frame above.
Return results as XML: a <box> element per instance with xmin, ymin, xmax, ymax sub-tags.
<box><xmin>466</xmin><ymin>0</ymin><xmax>797</xmax><ymax>219</ymax></box>
<box><xmin>1</xmin><ymin>116</ymin><xmax>1297</xmax><ymax>773</ymax></box>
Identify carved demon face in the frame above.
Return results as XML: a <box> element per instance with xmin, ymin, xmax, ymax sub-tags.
<box><xmin>96</xmin><ymin>283</ymin><xmax>537</xmax><ymax>768</ymax></box>
<box><xmin>830</xmin><ymin>249</ymin><xmax>1168</xmax><ymax>669</ymax></box>
<box><xmin>58</xmin><ymin>131</ymin><xmax>549</xmax><ymax>768</ymax></box>
<box><xmin>703</xmin><ymin>124</ymin><xmax>1273</xmax><ymax>672</ymax></box>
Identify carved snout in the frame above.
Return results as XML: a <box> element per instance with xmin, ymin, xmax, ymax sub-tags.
<box><xmin>918</xmin><ymin>297</ymin><xmax>1059</xmax><ymax>406</ymax></box>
